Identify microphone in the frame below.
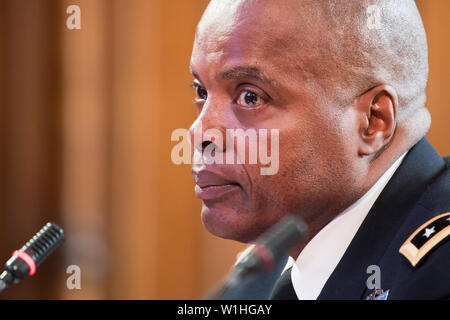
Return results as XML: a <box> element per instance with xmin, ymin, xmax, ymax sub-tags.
<box><xmin>202</xmin><ymin>215</ymin><xmax>307</xmax><ymax>299</ymax></box>
<box><xmin>0</xmin><ymin>222</ymin><xmax>65</xmax><ymax>293</ymax></box>
<box><xmin>230</xmin><ymin>215</ymin><xmax>307</xmax><ymax>284</ymax></box>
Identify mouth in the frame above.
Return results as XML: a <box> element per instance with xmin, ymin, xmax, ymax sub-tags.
<box><xmin>193</xmin><ymin>170</ymin><xmax>241</xmax><ymax>200</ymax></box>
<box><xmin>195</xmin><ymin>183</ymin><xmax>241</xmax><ymax>200</ymax></box>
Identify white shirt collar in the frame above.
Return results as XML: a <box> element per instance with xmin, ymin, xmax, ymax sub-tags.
<box><xmin>286</xmin><ymin>152</ymin><xmax>407</xmax><ymax>299</ymax></box>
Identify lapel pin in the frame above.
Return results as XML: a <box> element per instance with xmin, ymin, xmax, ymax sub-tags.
<box><xmin>365</xmin><ymin>288</ymin><xmax>390</xmax><ymax>300</ymax></box>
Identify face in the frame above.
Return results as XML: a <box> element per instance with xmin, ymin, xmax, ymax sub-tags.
<box><xmin>189</xmin><ymin>0</ymin><xmax>364</xmax><ymax>243</ymax></box>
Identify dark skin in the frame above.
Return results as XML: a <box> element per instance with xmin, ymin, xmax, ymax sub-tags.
<box><xmin>189</xmin><ymin>0</ymin><xmax>413</xmax><ymax>258</ymax></box>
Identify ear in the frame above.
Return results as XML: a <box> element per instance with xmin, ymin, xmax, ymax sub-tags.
<box><xmin>357</xmin><ymin>85</ymin><xmax>398</xmax><ymax>157</ymax></box>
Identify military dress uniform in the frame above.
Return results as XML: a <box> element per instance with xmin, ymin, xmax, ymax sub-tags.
<box><xmin>222</xmin><ymin>138</ymin><xmax>450</xmax><ymax>300</ymax></box>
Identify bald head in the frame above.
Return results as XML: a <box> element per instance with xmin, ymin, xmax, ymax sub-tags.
<box><xmin>314</xmin><ymin>0</ymin><xmax>429</xmax><ymax>120</ymax></box>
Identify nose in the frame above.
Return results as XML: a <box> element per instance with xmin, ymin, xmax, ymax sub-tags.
<box><xmin>189</xmin><ymin>99</ymin><xmax>231</xmax><ymax>154</ymax></box>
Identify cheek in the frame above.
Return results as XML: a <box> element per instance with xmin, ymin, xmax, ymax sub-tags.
<box><xmin>250</xmin><ymin>122</ymin><xmax>347</xmax><ymax>208</ymax></box>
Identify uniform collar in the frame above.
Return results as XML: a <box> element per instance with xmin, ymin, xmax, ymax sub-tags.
<box><xmin>317</xmin><ymin>138</ymin><xmax>446</xmax><ymax>299</ymax></box>
<box><xmin>289</xmin><ymin>151</ymin><xmax>407</xmax><ymax>299</ymax></box>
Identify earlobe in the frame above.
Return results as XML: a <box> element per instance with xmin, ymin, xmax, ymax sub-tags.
<box><xmin>357</xmin><ymin>85</ymin><xmax>398</xmax><ymax>157</ymax></box>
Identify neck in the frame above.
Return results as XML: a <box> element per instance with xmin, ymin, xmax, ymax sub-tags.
<box><xmin>286</xmin><ymin>132</ymin><xmax>414</xmax><ymax>260</ymax></box>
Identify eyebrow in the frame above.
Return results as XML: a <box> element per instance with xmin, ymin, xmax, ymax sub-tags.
<box><xmin>190</xmin><ymin>65</ymin><xmax>273</xmax><ymax>85</ymax></box>
<box><xmin>220</xmin><ymin>66</ymin><xmax>272</xmax><ymax>84</ymax></box>
<box><xmin>190</xmin><ymin>66</ymin><xmax>200</xmax><ymax>81</ymax></box>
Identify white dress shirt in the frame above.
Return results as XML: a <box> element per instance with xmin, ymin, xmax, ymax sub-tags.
<box><xmin>285</xmin><ymin>152</ymin><xmax>407</xmax><ymax>300</ymax></box>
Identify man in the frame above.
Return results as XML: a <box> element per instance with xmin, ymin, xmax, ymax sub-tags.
<box><xmin>189</xmin><ymin>0</ymin><xmax>450</xmax><ymax>299</ymax></box>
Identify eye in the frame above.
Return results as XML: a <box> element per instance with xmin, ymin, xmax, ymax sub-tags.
<box><xmin>191</xmin><ymin>82</ymin><xmax>208</xmax><ymax>102</ymax></box>
<box><xmin>236</xmin><ymin>90</ymin><xmax>265</xmax><ymax>108</ymax></box>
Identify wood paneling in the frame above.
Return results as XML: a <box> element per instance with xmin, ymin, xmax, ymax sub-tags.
<box><xmin>418</xmin><ymin>0</ymin><xmax>450</xmax><ymax>155</ymax></box>
<box><xmin>0</xmin><ymin>0</ymin><xmax>5</xmax><ymax>281</ymax></box>
<box><xmin>60</xmin><ymin>0</ymin><xmax>110</xmax><ymax>299</ymax></box>
<box><xmin>155</xmin><ymin>0</ymin><xmax>205</xmax><ymax>299</ymax></box>
<box><xmin>0</xmin><ymin>0</ymin><xmax>63</xmax><ymax>299</ymax></box>
<box><xmin>108</xmin><ymin>0</ymin><xmax>163</xmax><ymax>299</ymax></box>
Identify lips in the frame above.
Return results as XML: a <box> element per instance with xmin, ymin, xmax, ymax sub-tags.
<box><xmin>193</xmin><ymin>170</ymin><xmax>241</xmax><ymax>200</ymax></box>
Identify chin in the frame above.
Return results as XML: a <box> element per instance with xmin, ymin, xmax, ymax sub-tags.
<box><xmin>201</xmin><ymin>204</ymin><xmax>270</xmax><ymax>243</ymax></box>
<box><xmin>200</xmin><ymin>204</ymin><xmax>262</xmax><ymax>243</ymax></box>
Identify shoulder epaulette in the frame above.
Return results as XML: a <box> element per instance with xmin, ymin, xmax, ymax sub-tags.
<box><xmin>399</xmin><ymin>212</ymin><xmax>450</xmax><ymax>267</ymax></box>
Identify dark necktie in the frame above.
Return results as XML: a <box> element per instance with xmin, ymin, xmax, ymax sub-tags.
<box><xmin>269</xmin><ymin>267</ymin><xmax>298</xmax><ymax>300</ymax></box>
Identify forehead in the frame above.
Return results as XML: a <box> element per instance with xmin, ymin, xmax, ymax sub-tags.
<box><xmin>190</xmin><ymin>0</ymin><xmax>324</xmax><ymax>82</ymax></box>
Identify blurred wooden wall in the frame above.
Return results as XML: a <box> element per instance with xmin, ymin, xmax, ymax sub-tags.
<box><xmin>417</xmin><ymin>0</ymin><xmax>450</xmax><ymax>155</ymax></box>
<box><xmin>0</xmin><ymin>0</ymin><xmax>64</xmax><ymax>299</ymax></box>
<box><xmin>0</xmin><ymin>0</ymin><xmax>448</xmax><ymax>300</ymax></box>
